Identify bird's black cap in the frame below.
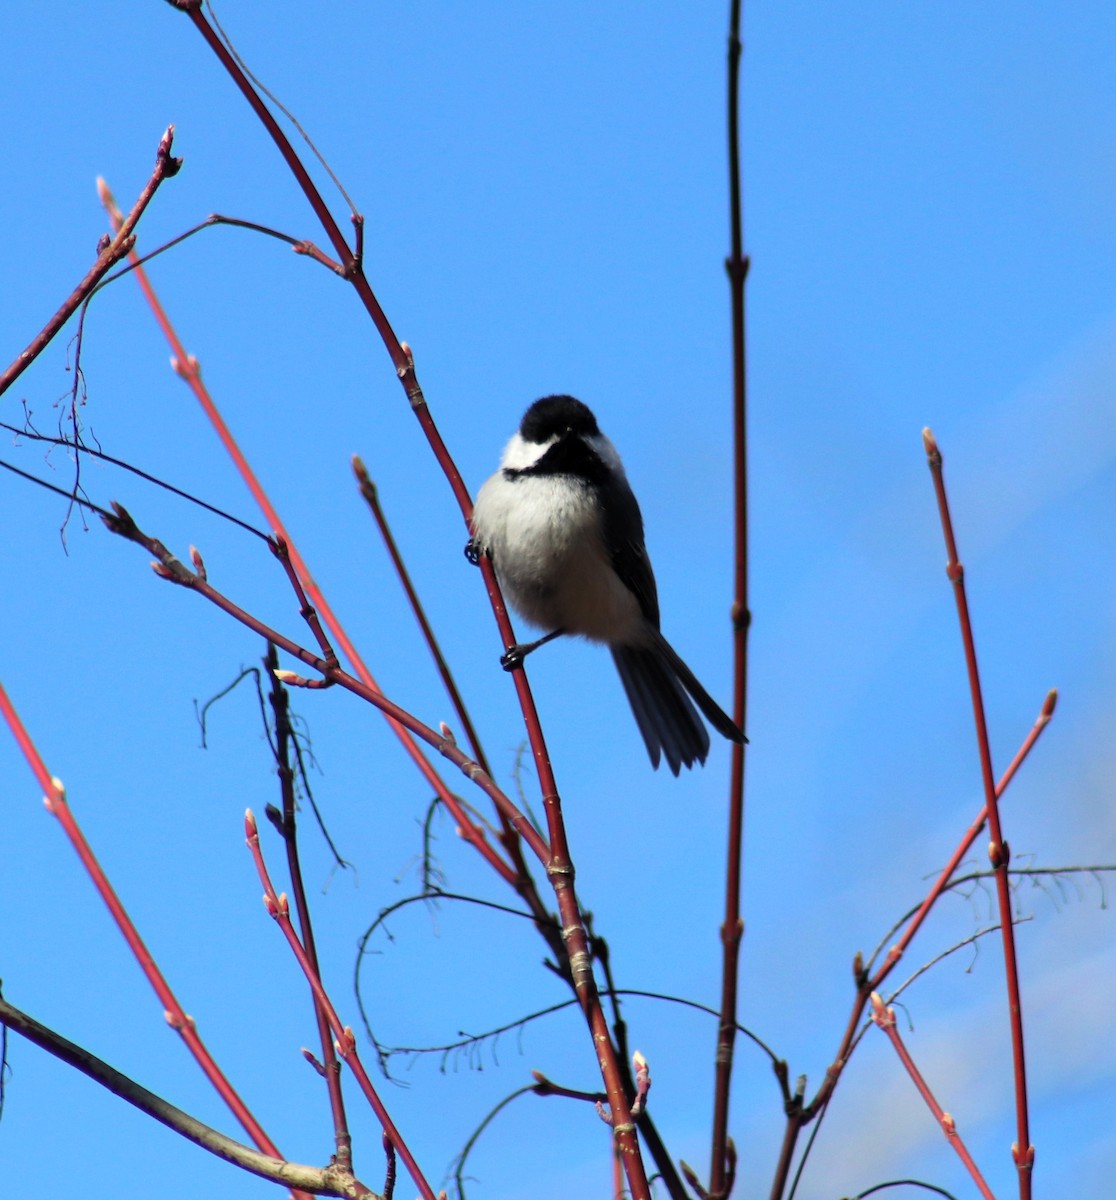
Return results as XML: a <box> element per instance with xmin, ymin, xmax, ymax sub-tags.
<box><xmin>519</xmin><ymin>395</ymin><xmax>600</xmax><ymax>444</ymax></box>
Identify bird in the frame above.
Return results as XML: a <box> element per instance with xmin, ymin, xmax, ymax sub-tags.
<box><xmin>468</xmin><ymin>394</ymin><xmax>744</xmax><ymax>774</ymax></box>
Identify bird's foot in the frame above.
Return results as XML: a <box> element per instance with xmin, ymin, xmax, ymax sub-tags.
<box><xmin>500</xmin><ymin>644</ymin><xmax>528</xmax><ymax>671</ymax></box>
<box><xmin>463</xmin><ymin>538</ymin><xmax>484</xmax><ymax>565</ymax></box>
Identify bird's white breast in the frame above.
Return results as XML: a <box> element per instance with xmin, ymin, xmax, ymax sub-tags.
<box><xmin>472</xmin><ymin>469</ymin><xmax>644</xmax><ymax>643</ymax></box>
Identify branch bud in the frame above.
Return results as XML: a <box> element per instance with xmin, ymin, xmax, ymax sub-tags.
<box><xmin>42</xmin><ymin>777</ymin><xmax>66</xmax><ymax>814</ymax></box>
<box><xmin>96</xmin><ymin>176</ymin><xmax>117</xmax><ymax>214</ymax></box>
<box><xmin>302</xmin><ymin>1048</ymin><xmax>327</xmax><ymax>1077</ymax></box>
<box><xmin>922</xmin><ymin>426</ymin><xmax>941</xmax><ymax>462</ymax></box>
<box><xmin>678</xmin><ymin>1161</ymin><xmax>705</xmax><ymax>1198</ymax></box>
<box><xmin>171</xmin><ymin>354</ymin><xmax>201</xmax><ymax>379</ymax></box>
<box><xmin>869</xmin><ymin>992</ymin><xmax>894</xmax><ymax>1027</ymax></box>
<box><xmin>631</xmin><ymin>1049</ymin><xmax>651</xmax><ymax>1115</ymax></box>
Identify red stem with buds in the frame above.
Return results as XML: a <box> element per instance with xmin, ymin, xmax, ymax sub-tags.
<box><xmin>870</xmin><ymin>993</ymin><xmax>996</xmax><ymax>1200</ymax></box>
<box><xmin>0</xmin><ymin>676</ymin><xmax>311</xmax><ymax>1199</ymax></box>
<box><xmin>923</xmin><ymin>428</ymin><xmax>1034</xmax><ymax>1192</ymax></box>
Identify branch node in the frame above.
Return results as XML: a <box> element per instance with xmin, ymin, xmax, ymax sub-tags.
<box><xmin>1013</xmin><ymin>1141</ymin><xmax>1036</xmax><ymax>1169</ymax></box>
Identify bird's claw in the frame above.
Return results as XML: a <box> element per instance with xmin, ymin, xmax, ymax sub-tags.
<box><xmin>464</xmin><ymin>538</ymin><xmax>484</xmax><ymax>566</ymax></box>
<box><xmin>500</xmin><ymin>645</ymin><xmax>526</xmax><ymax>672</ymax></box>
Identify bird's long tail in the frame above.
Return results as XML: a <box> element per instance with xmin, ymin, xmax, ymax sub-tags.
<box><xmin>649</xmin><ymin>629</ymin><xmax>744</xmax><ymax>746</ymax></box>
<box><xmin>611</xmin><ymin>643</ymin><xmax>709</xmax><ymax>775</ymax></box>
<box><xmin>611</xmin><ymin>633</ymin><xmax>744</xmax><ymax>774</ymax></box>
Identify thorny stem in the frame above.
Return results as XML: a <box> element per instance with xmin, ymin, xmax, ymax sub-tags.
<box><xmin>710</xmin><ymin>1</ymin><xmax>750</xmax><ymax>1197</ymax></box>
<box><xmin>0</xmin><ymin>127</ymin><xmax>180</xmax><ymax>398</ymax></box>
<box><xmin>923</xmin><ymin>428</ymin><xmax>1033</xmax><ymax>1193</ymax></box>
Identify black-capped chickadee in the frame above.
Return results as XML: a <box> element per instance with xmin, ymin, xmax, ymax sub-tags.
<box><xmin>468</xmin><ymin>394</ymin><xmax>744</xmax><ymax>774</ymax></box>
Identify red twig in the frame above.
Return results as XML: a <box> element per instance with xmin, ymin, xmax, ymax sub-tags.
<box><xmin>245</xmin><ymin>809</ymin><xmax>436</xmax><ymax>1200</ymax></box>
<box><xmin>923</xmin><ymin>428</ymin><xmax>1034</xmax><ymax>1193</ymax></box>
<box><xmin>612</xmin><ymin>1137</ymin><xmax>626</xmax><ymax>1200</ymax></box>
<box><xmin>97</xmin><ymin>182</ymin><xmax>519</xmax><ymax>890</ymax></box>
<box><xmin>102</xmin><ymin>501</ymin><xmax>547</xmax><ymax>865</ymax></box>
<box><xmin>126</xmin><ymin>499</ymin><xmax>651</xmax><ymax>1192</ymax></box>
<box><xmin>0</xmin><ymin>127</ymin><xmax>180</xmax><ymax>399</ymax></box>
<box><xmin>157</xmin><ymin>11</ymin><xmax>652</xmax><ymax>1192</ymax></box>
<box><xmin>350</xmin><ymin>454</ymin><xmax>571</xmax><ymax>982</ymax></box>
<box><xmin>710</xmin><ymin>1</ymin><xmax>750</xmax><ymax>1195</ymax></box>
<box><xmin>766</xmin><ymin>670</ymin><xmax>1054</xmax><ymax>1199</ymax></box>
<box><xmin>470</xmin><ymin>540</ymin><xmax>652</xmax><ymax>1196</ymax></box>
<box><xmin>871</xmin><ymin>689</ymin><xmax>1056</xmax><ymax>985</ymax></box>
<box><xmin>870</xmin><ymin>994</ymin><xmax>996</xmax><ymax>1200</ymax></box>
<box><xmin>0</xmin><ymin>676</ymin><xmax>310</xmax><ymax>1198</ymax></box>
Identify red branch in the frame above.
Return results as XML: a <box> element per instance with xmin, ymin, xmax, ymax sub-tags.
<box><xmin>103</xmin><ymin>500</ymin><xmax>550</xmax><ymax>865</ymax></box>
<box><xmin>767</xmin><ymin>622</ymin><xmax>1054</xmax><ymax>1198</ymax></box>
<box><xmin>710</xmin><ymin>1</ymin><xmax>750</xmax><ymax>1195</ymax></box>
<box><xmin>97</xmin><ymin>182</ymin><xmax>518</xmax><ymax>890</ymax></box>
<box><xmin>871</xmin><ymin>688</ymin><xmax>1056</xmax><ymax>986</ymax></box>
<box><xmin>924</xmin><ymin>428</ymin><xmax>1034</xmax><ymax>1193</ymax></box>
<box><xmin>0</xmin><ymin>127</ymin><xmax>180</xmax><ymax>398</ymax></box>
<box><xmin>0</xmin><ymin>675</ymin><xmax>311</xmax><ymax>1200</ymax></box>
<box><xmin>245</xmin><ymin>809</ymin><xmax>436</xmax><ymax>1200</ymax></box>
<box><xmin>162</xmin><ymin>9</ymin><xmax>653</xmax><ymax>1192</ymax></box>
<box><xmin>870</xmin><ymin>994</ymin><xmax>996</xmax><ymax>1200</ymax></box>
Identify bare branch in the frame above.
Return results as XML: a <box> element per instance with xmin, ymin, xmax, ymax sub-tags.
<box><xmin>0</xmin><ymin>127</ymin><xmax>180</xmax><ymax>397</ymax></box>
<box><xmin>0</xmin><ymin>991</ymin><xmax>375</xmax><ymax>1198</ymax></box>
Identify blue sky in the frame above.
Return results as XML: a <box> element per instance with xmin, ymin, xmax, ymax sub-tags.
<box><xmin>2</xmin><ymin>4</ymin><xmax>1115</xmax><ymax>1198</ymax></box>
